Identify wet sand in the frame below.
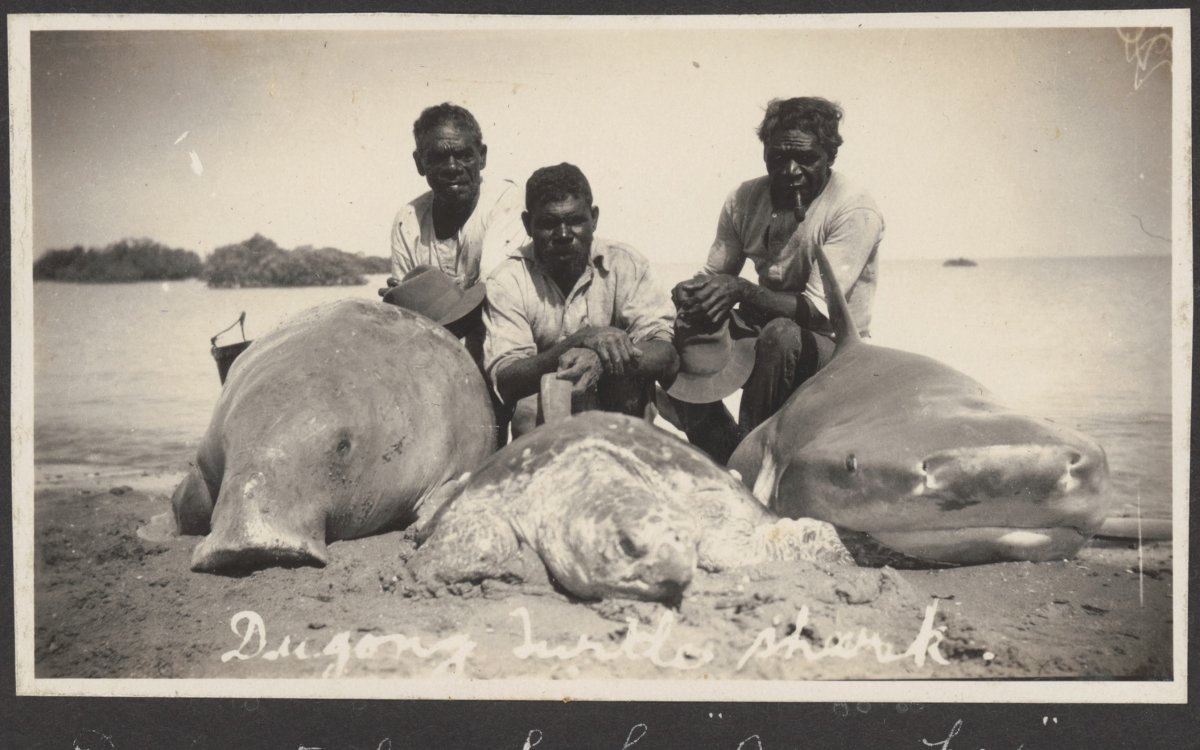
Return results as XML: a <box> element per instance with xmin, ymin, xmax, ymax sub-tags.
<box><xmin>29</xmin><ymin>472</ymin><xmax>1173</xmax><ymax>685</ymax></box>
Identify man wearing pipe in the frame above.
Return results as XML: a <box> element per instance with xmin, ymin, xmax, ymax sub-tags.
<box><xmin>667</xmin><ymin>96</ymin><xmax>885</xmax><ymax>464</ymax></box>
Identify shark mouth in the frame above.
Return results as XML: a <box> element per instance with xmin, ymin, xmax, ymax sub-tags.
<box><xmin>837</xmin><ymin>525</ymin><xmax>1091</xmax><ymax>568</ymax></box>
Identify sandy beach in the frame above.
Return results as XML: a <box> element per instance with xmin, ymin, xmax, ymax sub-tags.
<box><xmin>31</xmin><ymin>469</ymin><xmax>1172</xmax><ymax>685</ymax></box>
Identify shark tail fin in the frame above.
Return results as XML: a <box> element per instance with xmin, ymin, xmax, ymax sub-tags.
<box><xmin>811</xmin><ymin>244</ymin><xmax>861</xmax><ymax>353</ymax></box>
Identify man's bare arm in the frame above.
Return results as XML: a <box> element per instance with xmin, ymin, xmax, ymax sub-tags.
<box><xmin>738</xmin><ymin>280</ymin><xmax>823</xmax><ymax>327</ymax></box>
<box><xmin>494</xmin><ymin>326</ymin><xmax>647</xmax><ymax>405</ymax></box>
<box><xmin>629</xmin><ymin>339</ymin><xmax>679</xmax><ymax>382</ymax></box>
<box><xmin>681</xmin><ymin>274</ymin><xmax>822</xmax><ymax>328</ymax></box>
<box><xmin>494</xmin><ymin>331</ymin><xmax>594</xmax><ymax>406</ymax></box>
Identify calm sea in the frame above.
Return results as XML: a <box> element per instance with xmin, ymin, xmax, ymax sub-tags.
<box><xmin>31</xmin><ymin>256</ymin><xmax>1176</xmax><ymax>520</ymax></box>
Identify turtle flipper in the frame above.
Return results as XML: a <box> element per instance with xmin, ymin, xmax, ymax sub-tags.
<box><xmin>409</xmin><ymin>508</ymin><xmax>532</xmax><ymax>586</ymax></box>
<box><xmin>701</xmin><ymin>516</ymin><xmax>853</xmax><ymax>570</ymax></box>
<box><xmin>751</xmin><ymin>518</ymin><xmax>854</xmax><ymax>565</ymax></box>
<box><xmin>412</xmin><ymin>472</ymin><xmax>472</xmax><ymax>541</ymax></box>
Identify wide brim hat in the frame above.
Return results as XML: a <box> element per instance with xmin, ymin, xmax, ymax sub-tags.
<box><xmin>383</xmin><ymin>265</ymin><xmax>486</xmax><ymax>326</ymax></box>
<box><xmin>666</xmin><ymin>316</ymin><xmax>757</xmax><ymax>404</ymax></box>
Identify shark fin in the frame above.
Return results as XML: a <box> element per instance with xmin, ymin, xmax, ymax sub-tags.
<box><xmin>811</xmin><ymin>244</ymin><xmax>862</xmax><ymax>354</ymax></box>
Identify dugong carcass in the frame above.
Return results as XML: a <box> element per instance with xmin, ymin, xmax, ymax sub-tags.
<box><xmin>729</xmin><ymin>247</ymin><xmax>1112</xmax><ymax>566</ymax></box>
<box><xmin>172</xmin><ymin>298</ymin><xmax>498</xmax><ymax>573</ymax></box>
<box><xmin>410</xmin><ymin>412</ymin><xmax>850</xmax><ymax>604</ymax></box>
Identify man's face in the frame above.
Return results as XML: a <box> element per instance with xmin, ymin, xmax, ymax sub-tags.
<box><xmin>764</xmin><ymin>128</ymin><xmax>831</xmax><ymax>211</ymax></box>
<box><xmin>413</xmin><ymin>123</ymin><xmax>487</xmax><ymax>209</ymax></box>
<box><xmin>523</xmin><ymin>194</ymin><xmax>598</xmax><ymax>281</ymax></box>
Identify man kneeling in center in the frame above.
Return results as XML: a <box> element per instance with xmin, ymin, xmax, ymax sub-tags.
<box><xmin>483</xmin><ymin>163</ymin><xmax>679</xmax><ymax>438</ymax></box>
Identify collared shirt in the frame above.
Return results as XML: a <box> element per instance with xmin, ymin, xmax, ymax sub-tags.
<box><xmin>389</xmin><ymin>176</ymin><xmax>527</xmax><ymax>288</ymax></box>
<box><xmin>702</xmin><ymin>171</ymin><xmax>884</xmax><ymax>336</ymax></box>
<box><xmin>483</xmin><ymin>237</ymin><xmax>675</xmax><ymax>400</ymax></box>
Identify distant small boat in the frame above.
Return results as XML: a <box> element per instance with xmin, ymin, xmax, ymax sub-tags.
<box><xmin>943</xmin><ymin>257</ymin><xmax>978</xmax><ymax>267</ymax></box>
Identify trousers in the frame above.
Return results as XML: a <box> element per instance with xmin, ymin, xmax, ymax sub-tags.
<box><xmin>664</xmin><ymin>317</ymin><xmax>835</xmax><ymax>464</ymax></box>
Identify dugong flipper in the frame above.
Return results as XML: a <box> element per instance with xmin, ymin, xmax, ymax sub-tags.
<box><xmin>410</xmin><ymin>412</ymin><xmax>850</xmax><ymax>603</ymax></box>
<box><xmin>173</xmin><ymin>298</ymin><xmax>497</xmax><ymax>573</ymax></box>
<box><xmin>729</xmin><ymin>246</ymin><xmax>1112</xmax><ymax>566</ymax></box>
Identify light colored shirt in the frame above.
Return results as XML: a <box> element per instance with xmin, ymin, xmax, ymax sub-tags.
<box><xmin>389</xmin><ymin>176</ymin><xmax>527</xmax><ymax>288</ymax></box>
<box><xmin>483</xmin><ymin>238</ymin><xmax>675</xmax><ymax>400</ymax></box>
<box><xmin>702</xmin><ymin>171</ymin><xmax>884</xmax><ymax>335</ymax></box>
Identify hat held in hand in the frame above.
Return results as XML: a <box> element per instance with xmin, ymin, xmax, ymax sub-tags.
<box><xmin>666</xmin><ymin>317</ymin><xmax>756</xmax><ymax>404</ymax></box>
<box><xmin>383</xmin><ymin>265</ymin><xmax>486</xmax><ymax>326</ymax></box>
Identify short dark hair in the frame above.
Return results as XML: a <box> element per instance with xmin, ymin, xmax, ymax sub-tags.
<box><xmin>757</xmin><ymin>97</ymin><xmax>844</xmax><ymax>162</ymax></box>
<box><xmin>525</xmin><ymin>163</ymin><xmax>593</xmax><ymax>212</ymax></box>
<box><xmin>412</xmin><ymin>103</ymin><xmax>483</xmax><ymax>149</ymax></box>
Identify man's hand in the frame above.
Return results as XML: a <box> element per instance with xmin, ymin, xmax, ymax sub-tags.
<box><xmin>677</xmin><ymin>274</ymin><xmax>745</xmax><ymax>326</ymax></box>
<box><xmin>556</xmin><ymin>347</ymin><xmax>603</xmax><ymax>397</ymax></box>
<box><xmin>672</xmin><ymin>277</ymin><xmax>709</xmax><ymax>327</ymax></box>
<box><xmin>671</xmin><ymin>277</ymin><xmax>706</xmax><ymax>310</ymax></box>
<box><xmin>377</xmin><ymin>276</ymin><xmax>400</xmax><ymax>297</ymax></box>
<box><xmin>575</xmin><ymin>326</ymin><xmax>642</xmax><ymax>377</ymax></box>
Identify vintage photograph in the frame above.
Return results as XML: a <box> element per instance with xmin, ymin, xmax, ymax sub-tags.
<box><xmin>10</xmin><ymin>12</ymin><xmax>1188</xmax><ymax>701</ymax></box>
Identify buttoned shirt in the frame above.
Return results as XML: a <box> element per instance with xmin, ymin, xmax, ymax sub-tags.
<box><xmin>702</xmin><ymin>171</ymin><xmax>884</xmax><ymax>336</ymax></box>
<box><xmin>389</xmin><ymin>176</ymin><xmax>527</xmax><ymax>288</ymax></box>
<box><xmin>483</xmin><ymin>238</ymin><xmax>675</xmax><ymax>401</ymax></box>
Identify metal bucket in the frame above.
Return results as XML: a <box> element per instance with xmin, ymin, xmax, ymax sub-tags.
<box><xmin>212</xmin><ymin>340</ymin><xmax>253</xmax><ymax>384</ymax></box>
<box><xmin>210</xmin><ymin>312</ymin><xmax>252</xmax><ymax>385</ymax></box>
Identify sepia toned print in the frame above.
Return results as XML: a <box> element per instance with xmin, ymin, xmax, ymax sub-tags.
<box><xmin>9</xmin><ymin>11</ymin><xmax>1189</xmax><ymax>702</ymax></box>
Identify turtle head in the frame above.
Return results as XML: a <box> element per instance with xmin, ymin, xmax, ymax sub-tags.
<box><xmin>535</xmin><ymin>463</ymin><xmax>701</xmax><ymax>605</ymax></box>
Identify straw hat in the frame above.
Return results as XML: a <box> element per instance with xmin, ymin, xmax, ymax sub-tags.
<box><xmin>383</xmin><ymin>265</ymin><xmax>486</xmax><ymax>326</ymax></box>
<box><xmin>666</xmin><ymin>317</ymin><xmax>757</xmax><ymax>404</ymax></box>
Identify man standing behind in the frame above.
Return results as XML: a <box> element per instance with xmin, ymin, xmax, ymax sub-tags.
<box><xmin>484</xmin><ymin>163</ymin><xmax>679</xmax><ymax>438</ymax></box>
<box><xmin>385</xmin><ymin>103</ymin><xmax>526</xmax><ymax>292</ymax></box>
<box><xmin>669</xmin><ymin>96</ymin><xmax>885</xmax><ymax>463</ymax></box>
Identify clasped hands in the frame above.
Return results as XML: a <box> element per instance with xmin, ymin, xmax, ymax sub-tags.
<box><xmin>556</xmin><ymin>326</ymin><xmax>643</xmax><ymax>395</ymax></box>
<box><xmin>672</xmin><ymin>274</ymin><xmax>746</xmax><ymax>326</ymax></box>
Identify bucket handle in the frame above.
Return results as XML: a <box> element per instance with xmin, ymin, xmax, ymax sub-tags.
<box><xmin>211</xmin><ymin>311</ymin><xmax>247</xmax><ymax>348</ymax></box>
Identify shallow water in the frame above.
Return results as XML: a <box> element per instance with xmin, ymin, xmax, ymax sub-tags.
<box><xmin>31</xmin><ymin>255</ymin><xmax>1176</xmax><ymax>521</ymax></box>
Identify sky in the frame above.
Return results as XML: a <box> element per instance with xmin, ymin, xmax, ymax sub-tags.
<box><xmin>25</xmin><ymin>19</ymin><xmax>1177</xmax><ymax>265</ymax></box>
